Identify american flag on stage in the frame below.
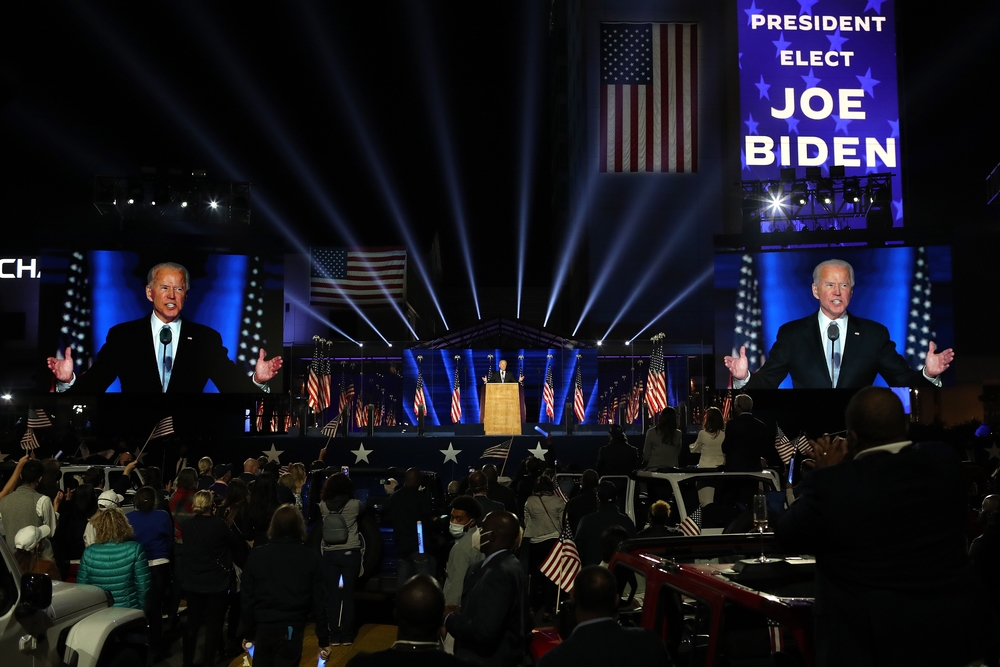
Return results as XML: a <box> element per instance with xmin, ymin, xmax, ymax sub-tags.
<box><xmin>599</xmin><ymin>23</ymin><xmax>698</xmax><ymax>173</ymax></box>
<box><xmin>679</xmin><ymin>506</ymin><xmax>702</xmax><ymax>536</ymax></box>
<box><xmin>20</xmin><ymin>429</ymin><xmax>39</xmax><ymax>452</ymax></box>
<box><xmin>414</xmin><ymin>363</ymin><xmax>427</xmax><ymax>419</ymax></box>
<box><xmin>540</xmin><ymin>523</ymin><xmax>581</xmax><ymax>592</ymax></box>
<box><xmin>28</xmin><ymin>408</ymin><xmax>52</xmax><ymax>429</ymax></box>
<box><xmin>626</xmin><ymin>382</ymin><xmax>642</xmax><ymax>424</ymax></box>
<box><xmin>646</xmin><ymin>333</ymin><xmax>667</xmax><ymax>415</ymax></box>
<box><xmin>307</xmin><ymin>340</ymin><xmax>323</xmax><ymax>412</ymax></box>
<box><xmin>573</xmin><ymin>359</ymin><xmax>585</xmax><ymax>424</ymax></box>
<box><xmin>905</xmin><ymin>247</ymin><xmax>936</xmax><ymax>370</ymax></box>
<box><xmin>721</xmin><ymin>390</ymin><xmax>733</xmax><ymax>421</ymax></box>
<box><xmin>255</xmin><ymin>401</ymin><xmax>265</xmax><ymax>432</ymax></box>
<box><xmin>320</xmin><ymin>351</ymin><xmax>332</xmax><ymax>413</ymax></box>
<box><xmin>338</xmin><ymin>368</ymin><xmax>349</xmax><ymax>414</ymax></box>
<box><xmin>775</xmin><ymin>425</ymin><xmax>795</xmax><ymax>465</ymax></box>
<box><xmin>482</xmin><ymin>438</ymin><xmax>512</xmax><ymax>461</ymax></box>
<box><xmin>450</xmin><ymin>366</ymin><xmax>462</xmax><ymax>424</ymax></box>
<box><xmin>733</xmin><ymin>254</ymin><xmax>765</xmax><ymax>372</ymax></box>
<box><xmin>344</xmin><ymin>381</ymin><xmax>356</xmax><ymax>417</ymax></box>
<box><xmin>354</xmin><ymin>395</ymin><xmax>368</xmax><ymax>428</ymax></box>
<box><xmin>310</xmin><ymin>247</ymin><xmax>407</xmax><ymax>306</ymax></box>
<box><xmin>543</xmin><ymin>359</ymin><xmax>555</xmax><ymax>421</ymax></box>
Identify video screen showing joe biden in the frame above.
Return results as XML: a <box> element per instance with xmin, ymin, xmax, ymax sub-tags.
<box><xmin>714</xmin><ymin>246</ymin><xmax>954</xmax><ymax>390</ymax></box>
<box><xmin>38</xmin><ymin>250</ymin><xmax>284</xmax><ymax>394</ymax></box>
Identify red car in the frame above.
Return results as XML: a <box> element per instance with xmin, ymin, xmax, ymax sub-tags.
<box><xmin>533</xmin><ymin>534</ymin><xmax>816</xmax><ymax>667</ymax></box>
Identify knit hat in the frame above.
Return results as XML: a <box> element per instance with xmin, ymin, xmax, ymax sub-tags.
<box><xmin>97</xmin><ymin>490</ymin><xmax>124</xmax><ymax>509</ymax></box>
<box><xmin>14</xmin><ymin>525</ymin><xmax>51</xmax><ymax>551</ymax></box>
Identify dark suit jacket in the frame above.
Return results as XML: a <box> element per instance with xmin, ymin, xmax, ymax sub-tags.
<box><xmin>488</xmin><ymin>369</ymin><xmax>520</xmax><ymax>384</ymax></box>
<box><xmin>595</xmin><ymin>442</ymin><xmax>639</xmax><ymax>476</ymax></box>
<box><xmin>347</xmin><ymin>649</ymin><xmax>479</xmax><ymax>667</ymax></box>
<box><xmin>776</xmin><ymin>442</ymin><xmax>993</xmax><ymax>667</ymax></box>
<box><xmin>474</xmin><ymin>494</ymin><xmax>505</xmax><ymax>518</ymax></box>
<box><xmin>745</xmin><ymin>311</ymin><xmax>932</xmax><ymax>389</ymax></box>
<box><xmin>722</xmin><ymin>412</ymin><xmax>779</xmax><ymax>472</ymax></box>
<box><xmin>537</xmin><ymin>618</ymin><xmax>667</xmax><ymax>667</ymax></box>
<box><xmin>574</xmin><ymin>503</ymin><xmax>636</xmax><ymax>566</ymax></box>
<box><xmin>486</xmin><ymin>481</ymin><xmax>519</xmax><ymax>516</ymax></box>
<box><xmin>563</xmin><ymin>490</ymin><xmax>599</xmax><ymax>538</ymax></box>
<box><xmin>445</xmin><ymin>550</ymin><xmax>527</xmax><ymax>667</ymax></box>
<box><xmin>70</xmin><ymin>316</ymin><xmax>260</xmax><ymax>393</ymax></box>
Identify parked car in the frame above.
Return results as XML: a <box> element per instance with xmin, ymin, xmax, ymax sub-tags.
<box><xmin>0</xmin><ymin>527</ymin><xmax>150</xmax><ymax>667</ymax></box>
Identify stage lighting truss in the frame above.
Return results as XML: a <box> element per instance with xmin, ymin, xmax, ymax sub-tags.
<box><xmin>92</xmin><ymin>173</ymin><xmax>252</xmax><ymax>224</ymax></box>
<box><xmin>741</xmin><ymin>173</ymin><xmax>892</xmax><ymax>231</ymax></box>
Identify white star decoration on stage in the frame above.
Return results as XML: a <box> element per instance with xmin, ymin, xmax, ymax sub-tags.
<box><xmin>527</xmin><ymin>441</ymin><xmax>548</xmax><ymax>460</ymax></box>
<box><xmin>262</xmin><ymin>444</ymin><xmax>283</xmax><ymax>463</ymax></box>
<box><xmin>351</xmin><ymin>443</ymin><xmax>373</xmax><ymax>464</ymax></box>
<box><xmin>986</xmin><ymin>443</ymin><xmax>1000</xmax><ymax>461</ymax></box>
<box><xmin>440</xmin><ymin>443</ymin><xmax>462</xmax><ymax>464</ymax></box>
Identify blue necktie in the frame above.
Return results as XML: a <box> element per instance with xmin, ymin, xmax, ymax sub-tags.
<box><xmin>159</xmin><ymin>325</ymin><xmax>173</xmax><ymax>392</ymax></box>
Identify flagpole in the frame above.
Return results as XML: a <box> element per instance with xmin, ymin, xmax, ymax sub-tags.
<box><xmin>498</xmin><ymin>437</ymin><xmax>513</xmax><ymax>478</ymax></box>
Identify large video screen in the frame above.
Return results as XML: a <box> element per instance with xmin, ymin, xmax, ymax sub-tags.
<box><xmin>0</xmin><ymin>250</ymin><xmax>284</xmax><ymax>394</ymax></box>
<box><xmin>714</xmin><ymin>246</ymin><xmax>953</xmax><ymax>389</ymax></box>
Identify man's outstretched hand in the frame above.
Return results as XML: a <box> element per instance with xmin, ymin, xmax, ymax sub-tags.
<box><xmin>723</xmin><ymin>345</ymin><xmax>750</xmax><ymax>381</ymax></box>
<box><xmin>46</xmin><ymin>347</ymin><xmax>75</xmax><ymax>383</ymax></box>
<box><xmin>923</xmin><ymin>341</ymin><xmax>954</xmax><ymax>378</ymax></box>
<box><xmin>252</xmin><ymin>348</ymin><xmax>283</xmax><ymax>384</ymax></box>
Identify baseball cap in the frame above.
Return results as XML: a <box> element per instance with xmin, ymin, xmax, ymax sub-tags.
<box><xmin>14</xmin><ymin>525</ymin><xmax>52</xmax><ymax>551</ymax></box>
<box><xmin>97</xmin><ymin>490</ymin><xmax>124</xmax><ymax>509</ymax></box>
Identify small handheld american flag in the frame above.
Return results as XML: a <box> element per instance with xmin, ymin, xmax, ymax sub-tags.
<box><xmin>679</xmin><ymin>506</ymin><xmax>702</xmax><ymax>536</ymax></box>
<box><xmin>540</xmin><ymin>522</ymin><xmax>581</xmax><ymax>592</ymax></box>
<box><xmin>482</xmin><ymin>438</ymin><xmax>512</xmax><ymax>461</ymax></box>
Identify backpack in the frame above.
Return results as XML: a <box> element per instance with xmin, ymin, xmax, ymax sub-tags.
<box><xmin>322</xmin><ymin>499</ymin><xmax>349</xmax><ymax>545</ymax></box>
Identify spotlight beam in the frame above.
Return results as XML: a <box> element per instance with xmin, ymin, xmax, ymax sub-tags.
<box><xmin>572</xmin><ymin>182</ymin><xmax>658</xmax><ymax>335</ymax></box>
<box><xmin>404</xmin><ymin>4</ymin><xmax>482</xmax><ymax>321</ymax></box>
<box><xmin>68</xmin><ymin>3</ymin><xmax>395</xmax><ymax>346</ymax></box>
<box><xmin>544</xmin><ymin>168</ymin><xmax>600</xmax><ymax>327</ymax></box>
<box><xmin>287</xmin><ymin>296</ymin><xmax>371</xmax><ymax>346</ymax></box>
<box><xmin>182</xmin><ymin>6</ymin><xmax>419</xmax><ymax>338</ymax></box>
<box><xmin>627</xmin><ymin>265</ymin><xmax>714</xmax><ymax>343</ymax></box>
<box><xmin>515</xmin><ymin>6</ymin><xmax>543</xmax><ymax>320</ymax></box>
<box><xmin>297</xmin><ymin>4</ymin><xmax>449</xmax><ymax>330</ymax></box>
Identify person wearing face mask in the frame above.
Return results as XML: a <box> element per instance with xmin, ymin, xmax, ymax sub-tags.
<box><xmin>444</xmin><ymin>511</ymin><xmax>527</xmax><ymax>667</ymax></box>
<box><xmin>442</xmin><ymin>496</ymin><xmax>485</xmax><ymax>655</ymax></box>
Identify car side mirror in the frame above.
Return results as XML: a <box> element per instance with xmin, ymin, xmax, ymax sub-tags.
<box><xmin>16</xmin><ymin>573</ymin><xmax>52</xmax><ymax>616</ymax></box>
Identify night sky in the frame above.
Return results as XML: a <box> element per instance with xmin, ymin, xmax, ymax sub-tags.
<box><xmin>2</xmin><ymin>1</ymin><xmax>999</xmax><ymax>348</ymax></box>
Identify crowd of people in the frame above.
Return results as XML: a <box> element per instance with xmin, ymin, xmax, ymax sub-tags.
<box><xmin>1</xmin><ymin>385</ymin><xmax>999</xmax><ymax>667</ymax></box>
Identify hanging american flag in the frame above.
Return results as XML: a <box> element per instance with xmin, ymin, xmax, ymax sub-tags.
<box><xmin>573</xmin><ymin>356</ymin><xmax>585</xmax><ymax>424</ymax></box>
<box><xmin>310</xmin><ymin>247</ymin><xmax>407</xmax><ymax>306</ymax></box>
<box><xmin>733</xmin><ymin>254</ymin><xmax>765</xmax><ymax>371</ymax></box>
<box><xmin>599</xmin><ymin>23</ymin><xmax>698</xmax><ymax>173</ymax></box>
<box><xmin>255</xmin><ymin>401</ymin><xmax>265</xmax><ymax>432</ymax></box>
<box><xmin>646</xmin><ymin>333</ymin><xmax>667</xmax><ymax>415</ymax></box>
<box><xmin>611</xmin><ymin>391</ymin><xmax>619</xmax><ymax>424</ymax></box>
<box><xmin>414</xmin><ymin>356</ymin><xmax>426</xmax><ymax>419</ymax></box>
<box><xmin>540</xmin><ymin>522</ymin><xmax>582</xmax><ymax>593</ymax></box>
<box><xmin>27</xmin><ymin>408</ymin><xmax>53</xmax><ymax>429</ymax></box>
<box><xmin>344</xmin><ymin>381</ymin><xmax>356</xmax><ymax>418</ymax></box>
<box><xmin>679</xmin><ymin>506</ymin><xmax>702</xmax><ymax>536</ymax></box>
<box><xmin>307</xmin><ymin>337</ymin><xmax>323</xmax><ymax>412</ymax></box>
<box><xmin>386</xmin><ymin>395</ymin><xmax>397</xmax><ymax>427</ymax></box>
<box><xmin>721</xmin><ymin>389</ymin><xmax>733</xmax><ymax>421</ymax></box>
<box><xmin>543</xmin><ymin>356</ymin><xmax>555</xmax><ymax>421</ymax></box>
<box><xmin>905</xmin><ymin>247</ymin><xmax>936</xmax><ymax>370</ymax></box>
<box><xmin>20</xmin><ymin>429</ymin><xmax>40</xmax><ymax>452</ymax></box>
<box><xmin>482</xmin><ymin>438</ymin><xmax>512</xmax><ymax>460</ymax></box>
<box><xmin>775</xmin><ymin>425</ymin><xmax>795</xmax><ymax>465</ymax></box>
<box><xmin>450</xmin><ymin>361</ymin><xmax>462</xmax><ymax>424</ymax></box>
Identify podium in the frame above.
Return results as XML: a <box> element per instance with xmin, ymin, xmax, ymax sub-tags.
<box><xmin>483</xmin><ymin>383</ymin><xmax>521</xmax><ymax>435</ymax></box>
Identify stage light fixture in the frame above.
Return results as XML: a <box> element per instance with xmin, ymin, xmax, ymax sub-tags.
<box><xmin>844</xmin><ymin>177</ymin><xmax>861</xmax><ymax>203</ymax></box>
<box><xmin>1</xmin><ymin>393</ymin><xmax>11</xmax><ymax>401</ymax></box>
<box><xmin>596</xmin><ymin>340</ymin><xmax>603</xmax><ymax>347</ymax></box>
<box><xmin>818</xmin><ymin>178</ymin><xmax>834</xmax><ymax>205</ymax></box>
<box><xmin>127</xmin><ymin>198</ymin><xmax>135</xmax><ymax>205</ymax></box>
<box><xmin>209</xmin><ymin>200</ymin><xmax>219</xmax><ymax>209</ymax></box>
<box><xmin>791</xmin><ymin>181</ymin><xmax>808</xmax><ymax>206</ymax></box>
<box><xmin>180</xmin><ymin>201</ymin><xmax>188</xmax><ymax>208</ymax></box>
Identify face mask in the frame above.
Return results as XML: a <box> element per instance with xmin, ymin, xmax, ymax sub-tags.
<box><xmin>471</xmin><ymin>528</ymin><xmax>492</xmax><ymax>552</ymax></box>
<box><xmin>449</xmin><ymin>523</ymin><xmax>467</xmax><ymax>539</ymax></box>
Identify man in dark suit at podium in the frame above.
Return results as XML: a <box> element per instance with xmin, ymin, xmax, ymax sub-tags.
<box><xmin>46</xmin><ymin>262</ymin><xmax>282</xmax><ymax>393</ymax></box>
<box><xmin>724</xmin><ymin>259</ymin><xmax>953</xmax><ymax>389</ymax></box>
<box><xmin>482</xmin><ymin>359</ymin><xmax>523</xmax><ymax>384</ymax></box>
